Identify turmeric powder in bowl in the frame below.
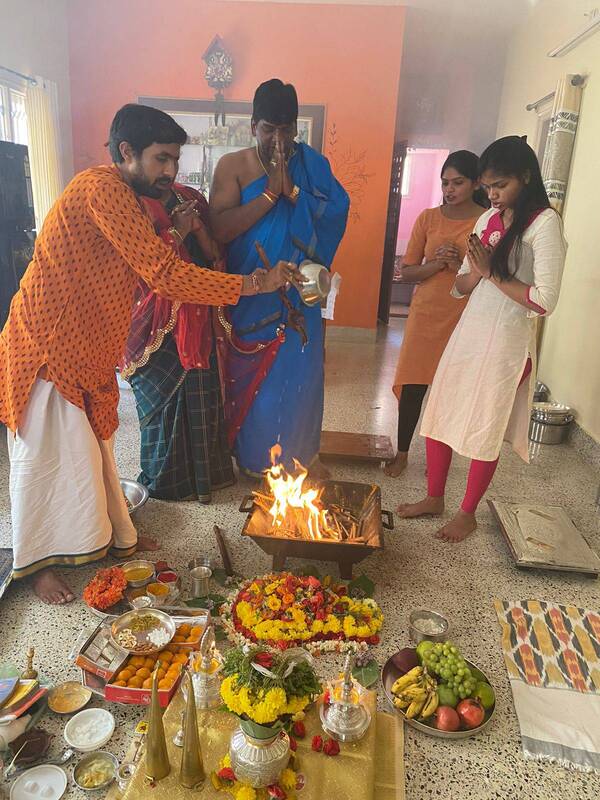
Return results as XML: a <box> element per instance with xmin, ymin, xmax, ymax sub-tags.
<box><xmin>147</xmin><ymin>582</ymin><xmax>169</xmax><ymax>597</ymax></box>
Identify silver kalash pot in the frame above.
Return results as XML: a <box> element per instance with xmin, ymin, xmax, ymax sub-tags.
<box><xmin>229</xmin><ymin>721</ymin><xmax>290</xmax><ymax>788</ymax></box>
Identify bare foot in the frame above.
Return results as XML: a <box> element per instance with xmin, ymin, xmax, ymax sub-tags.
<box><xmin>309</xmin><ymin>458</ymin><xmax>331</xmax><ymax>481</ymax></box>
<box><xmin>31</xmin><ymin>568</ymin><xmax>75</xmax><ymax>605</ymax></box>
<box><xmin>384</xmin><ymin>452</ymin><xmax>408</xmax><ymax>477</ymax></box>
<box><xmin>435</xmin><ymin>510</ymin><xmax>477</xmax><ymax>543</ymax></box>
<box><xmin>396</xmin><ymin>495</ymin><xmax>444</xmax><ymax>518</ymax></box>
<box><xmin>136</xmin><ymin>534</ymin><xmax>160</xmax><ymax>552</ymax></box>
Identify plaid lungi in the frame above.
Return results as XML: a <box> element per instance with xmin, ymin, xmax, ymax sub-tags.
<box><xmin>129</xmin><ymin>335</ymin><xmax>234</xmax><ymax>502</ymax></box>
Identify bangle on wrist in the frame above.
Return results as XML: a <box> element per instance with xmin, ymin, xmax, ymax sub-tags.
<box><xmin>251</xmin><ymin>272</ymin><xmax>261</xmax><ymax>294</ymax></box>
<box><xmin>168</xmin><ymin>226</ymin><xmax>184</xmax><ymax>244</ymax></box>
<box><xmin>287</xmin><ymin>184</ymin><xmax>300</xmax><ymax>201</ymax></box>
<box><xmin>261</xmin><ymin>191</ymin><xmax>276</xmax><ymax>206</ymax></box>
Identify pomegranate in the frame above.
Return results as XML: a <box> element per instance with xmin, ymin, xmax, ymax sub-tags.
<box><xmin>433</xmin><ymin>705</ymin><xmax>460</xmax><ymax>732</ymax></box>
<box><xmin>456</xmin><ymin>698</ymin><xmax>485</xmax><ymax>729</ymax></box>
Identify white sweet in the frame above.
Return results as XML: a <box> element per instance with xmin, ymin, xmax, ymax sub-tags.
<box><xmin>148</xmin><ymin>628</ymin><xmax>170</xmax><ymax>647</ymax></box>
<box><xmin>24</xmin><ymin>781</ymin><xmax>39</xmax><ymax>793</ymax></box>
<box><xmin>40</xmin><ymin>787</ymin><xmax>55</xmax><ymax>798</ymax></box>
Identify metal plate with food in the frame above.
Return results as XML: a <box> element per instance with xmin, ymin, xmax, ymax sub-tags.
<box><xmin>48</xmin><ymin>681</ymin><xmax>92</xmax><ymax>715</ymax></box>
<box><xmin>381</xmin><ymin>641</ymin><xmax>496</xmax><ymax>739</ymax></box>
<box><xmin>73</xmin><ymin>750</ymin><xmax>118</xmax><ymax>791</ymax></box>
<box><xmin>82</xmin><ymin>561</ymin><xmax>181</xmax><ymax>619</ymax></box>
<box><xmin>110</xmin><ymin>608</ymin><xmax>176</xmax><ymax>654</ymax></box>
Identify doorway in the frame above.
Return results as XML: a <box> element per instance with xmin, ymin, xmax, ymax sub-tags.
<box><xmin>378</xmin><ymin>146</ymin><xmax>449</xmax><ymax>322</ymax></box>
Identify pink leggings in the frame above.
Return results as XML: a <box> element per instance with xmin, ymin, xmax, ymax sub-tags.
<box><xmin>426</xmin><ymin>359</ymin><xmax>532</xmax><ymax>514</ymax></box>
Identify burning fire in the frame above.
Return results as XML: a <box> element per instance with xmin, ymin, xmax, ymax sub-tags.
<box><xmin>265</xmin><ymin>445</ymin><xmax>329</xmax><ymax>540</ymax></box>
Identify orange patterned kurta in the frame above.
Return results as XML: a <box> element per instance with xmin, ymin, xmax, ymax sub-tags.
<box><xmin>0</xmin><ymin>166</ymin><xmax>242</xmax><ymax>440</ymax></box>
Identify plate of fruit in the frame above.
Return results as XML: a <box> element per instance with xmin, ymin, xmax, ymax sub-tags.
<box><xmin>381</xmin><ymin>640</ymin><xmax>496</xmax><ymax>738</ymax></box>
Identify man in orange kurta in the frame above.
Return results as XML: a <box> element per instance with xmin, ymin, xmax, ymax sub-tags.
<box><xmin>0</xmin><ymin>104</ymin><xmax>297</xmax><ymax>604</ymax></box>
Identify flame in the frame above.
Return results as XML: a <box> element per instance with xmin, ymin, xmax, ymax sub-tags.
<box><xmin>265</xmin><ymin>448</ymin><xmax>329</xmax><ymax>540</ymax></box>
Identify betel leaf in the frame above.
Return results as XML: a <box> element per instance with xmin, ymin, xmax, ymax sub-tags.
<box><xmin>352</xmin><ymin>660</ymin><xmax>379</xmax><ymax>689</ymax></box>
<box><xmin>211</xmin><ymin>568</ymin><xmax>229</xmax><ymax>586</ymax></box>
<box><xmin>347</xmin><ymin>574</ymin><xmax>375</xmax><ymax>598</ymax></box>
<box><xmin>214</xmin><ymin>626</ymin><xmax>227</xmax><ymax>642</ymax></box>
<box><xmin>184</xmin><ymin>594</ymin><xmax>227</xmax><ymax>608</ymax></box>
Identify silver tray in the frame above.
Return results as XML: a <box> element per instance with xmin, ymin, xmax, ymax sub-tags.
<box><xmin>110</xmin><ymin>608</ymin><xmax>176</xmax><ymax>654</ymax></box>
<box><xmin>381</xmin><ymin>652</ymin><xmax>496</xmax><ymax>739</ymax></box>
<box><xmin>488</xmin><ymin>500</ymin><xmax>600</xmax><ymax>576</ymax></box>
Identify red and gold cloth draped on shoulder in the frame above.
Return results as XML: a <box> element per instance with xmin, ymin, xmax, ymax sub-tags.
<box><xmin>120</xmin><ymin>184</ymin><xmax>216</xmax><ymax>379</ymax></box>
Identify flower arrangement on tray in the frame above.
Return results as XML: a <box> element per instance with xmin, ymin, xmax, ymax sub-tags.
<box><xmin>220</xmin><ymin>646</ymin><xmax>322</xmax><ymax>731</ymax></box>
<box><xmin>211</xmin><ymin>752</ymin><xmax>301</xmax><ymax>800</ymax></box>
<box><xmin>220</xmin><ymin>573</ymin><xmax>383</xmax><ymax>656</ymax></box>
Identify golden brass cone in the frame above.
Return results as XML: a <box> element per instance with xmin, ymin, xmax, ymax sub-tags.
<box><xmin>179</xmin><ymin>670</ymin><xmax>206</xmax><ymax>790</ymax></box>
<box><xmin>145</xmin><ymin>667</ymin><xmax>171</xmax><ymax>783</ymax></box>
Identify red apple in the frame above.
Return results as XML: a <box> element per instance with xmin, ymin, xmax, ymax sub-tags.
<box><xmin>456</xmin><ymin>699</ymin><xmax>485</xmax><ymax>729</ymax></box>
<box><xmin>433</xmin><ymin>706</ymin><xmax>461</xmax><ymax>732</ymax></box>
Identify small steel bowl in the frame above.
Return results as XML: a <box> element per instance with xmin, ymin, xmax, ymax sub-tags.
<box><xmin>120</xmin><ymin>479</ymin><xmax>149</xmax><ymax>516</ymax></box>
<box><xmin>408</xmin><ymin>609</ymin><xmax>449</xmax><ymax>643</ymax></box>
<box><xmin>121</xmin><ymin>559</ymin><xmax>155</xmax><ymax>588</ymax></box>
<box><xmin>73</xmin><ymin>750</ymin><xmax>118</xmax><ymax>792</ymax></box>
<box><xmin>299</xmin><ymin>260</ymin><xmax>331</xmax><ymax>306</ymax></box>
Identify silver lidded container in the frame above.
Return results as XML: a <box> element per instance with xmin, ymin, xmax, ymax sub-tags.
<box><xmin>529</xmin><ymin>402</ymin><xmax>574</xmax><ymax>445</ymax></box>
<box><xmin>319</xmin><ymin>654</ymin><xmax>371</xmax><ymax>743</ymax></box>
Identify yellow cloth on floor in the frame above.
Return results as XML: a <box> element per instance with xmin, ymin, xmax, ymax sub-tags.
<box><xmin>118</xmin><ymin>690</ymin><xmax>404</xmax><ymax>800</ymax></box>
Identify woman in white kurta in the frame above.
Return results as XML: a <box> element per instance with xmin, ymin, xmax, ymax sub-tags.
<box><xmin>398</xmin><ymin>136</ymin><xmax>567</xmax><ymax>542</ymax></box>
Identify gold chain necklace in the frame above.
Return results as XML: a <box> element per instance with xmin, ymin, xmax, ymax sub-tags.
<box><xmin>256</xmin><ymin>145</ymin><xmax>270</xmax><ymax>176</ymax></box>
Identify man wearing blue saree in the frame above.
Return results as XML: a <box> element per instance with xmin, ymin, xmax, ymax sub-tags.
<box><xmin>211</xmin><ymin>79</ymin><xmax>349</xmax><ymax>476</ymax></box>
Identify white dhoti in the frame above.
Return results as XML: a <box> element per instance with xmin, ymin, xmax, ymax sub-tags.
<box><xmin>8</xmin><ymin>378</ymin><xmax>137</xmax><ymax>579</ymax></box>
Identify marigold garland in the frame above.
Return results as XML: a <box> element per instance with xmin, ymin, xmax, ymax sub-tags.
<box><xmin>211</xmin><ymin>753</ymin><xmax>300</xmax><ymax>800</ymax></box>
<box><xmin>220</xmin><ymin>573</ymin><xmax>383</xmax><ymax>656</ymax></box>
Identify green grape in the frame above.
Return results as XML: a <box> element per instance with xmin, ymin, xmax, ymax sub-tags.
<box><xmin>450</xmin><ymin>646</ymin><xmax>458</xmax><ymax>655</ymax></box>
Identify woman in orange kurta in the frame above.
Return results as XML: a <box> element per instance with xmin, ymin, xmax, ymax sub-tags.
<box><xmin>0</xmin><ymin>104</ymin><xmax>298</xmax><ymax>604</ymax></box>
<box><xmin>386</xmin><ymin>151</ymin><xmax>487</xmax><ymax>476</ymax></box>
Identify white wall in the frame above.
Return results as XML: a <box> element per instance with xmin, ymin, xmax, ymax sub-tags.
<box><xmin>395</xmin><ymin>5</ymin><xmax>509</xmax><ymax>156</ymax></box>
<box><xmin>497</xmin><ymin>0</ymin><xmax>600</xmax><ymax>442</ymax></box>
<box><xmin>0</xmin><ymin>0</ymin><xmax>73</xmax><ymax>182</ymax></box>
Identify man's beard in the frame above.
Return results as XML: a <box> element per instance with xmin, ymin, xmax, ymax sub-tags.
<box><xmin>129</xmin><ymin>169</ymin><xmax>162</xmax><ymax>199</ymax></box>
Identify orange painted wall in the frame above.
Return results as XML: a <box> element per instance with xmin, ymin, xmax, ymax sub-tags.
<box><xmin>67</xmin><ymin>1</ymin><xmax>404</xmax><ymax>329</ymax></box>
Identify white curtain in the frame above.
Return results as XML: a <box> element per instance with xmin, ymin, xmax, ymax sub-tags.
<box><xmin>541</xmin><ymin>74</ymin><xmax>583</xmax><ymax>213</ymax></box>
<box><xmin>25</xmin><ymin>78</ymin><xmax>63</xmax><ymax>229</ymax></box>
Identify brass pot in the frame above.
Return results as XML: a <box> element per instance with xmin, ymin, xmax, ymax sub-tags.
<box><xmin>299</xmin><ymin>260</ymin><xmax>331</xmax><ymax>306</ymax></box>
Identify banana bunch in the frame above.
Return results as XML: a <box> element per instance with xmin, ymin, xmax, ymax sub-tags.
<box><xmin>391</xmin><ymin>666</ymin><xmax>439</xmax><ymax>720</ymax></box>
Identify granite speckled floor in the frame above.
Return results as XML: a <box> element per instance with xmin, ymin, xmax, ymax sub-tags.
<box><xmin>0</xmin><ymin>318</ymin><xmax>599</xmax><ymax>799</ymax></box>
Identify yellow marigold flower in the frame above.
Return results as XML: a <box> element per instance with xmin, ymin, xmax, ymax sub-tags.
<box><xmin>264</xmin><ymin>582</ymin><xmax>279</xmax><ymax>595</ymax></box>
<box><xmin>357</xmin><ymin>624</ymin><xmax>371</xmax><ymax>638</ymax></box>
<box><xmin>249</xmin><ymin>582</ymin><xmax>260</xmax><ymax>594</ymax></box>
<box><xmin>290</xmin><ymin>608</ymin><xmax>306</xmax><ymax>624</ymax></box>
<box><xmin>280</xmin><ymin>768</ymin><xmax>297</xmax><ymax>791</ymax></box>
<box><xmin>324</xmin><ymin>615</ymin><xmax>341</xmax><ymax>634</ymax></box>
<box><xmin>292</xmin><ymin>710</ymin><xmax>306</xmax><ymax>722</ymax></box>
<box><xmin>343</xmin><ymin>616</ymin><xmax>357</xmax><ymax>637</ymax></box>
<box><xmin>267</xmin><ymin>595</ymin><xmax>281</xmax><ymax>611</ymax></box>
<box><xmin>222</xmin><ymin>754</ymin><xmax>231</xmax><ymax>768</ymax></box>
<box><xmin>311</xmin><ymin>619</ymin><xmax>324</xmax><ymax>634</ymax></box>
<box><xmin>235</xmin><ymin>785</ymin><xmax>257</xmax><ymax>800</ymax></box>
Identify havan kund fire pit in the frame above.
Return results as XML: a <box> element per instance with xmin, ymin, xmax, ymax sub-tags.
<box><xmin>239</xmin><ymin>448</ymin><xmax>394</xmax><ymax>578</ymax></box>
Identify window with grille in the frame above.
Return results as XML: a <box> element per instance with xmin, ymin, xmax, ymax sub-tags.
<box><xmin>0</xmin><ymin>82</ymin><xmax>28</xmax><ymax>146</ymax></box>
